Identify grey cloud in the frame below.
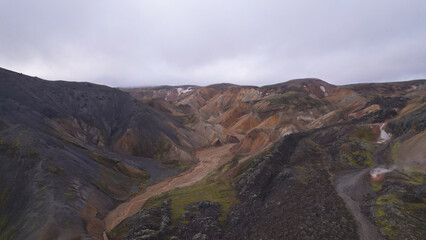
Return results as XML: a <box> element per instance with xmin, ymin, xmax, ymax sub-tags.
<box><xmin>0</xmin><ymin>0</ymin><xmax>425</xmax><ymax>87</ymax></box>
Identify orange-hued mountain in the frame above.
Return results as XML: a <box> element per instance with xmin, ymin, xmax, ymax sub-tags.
<box><xmin>0</xmin><ymin>67</ymin><xmax>425</xmax><ymax>240</ymax></box>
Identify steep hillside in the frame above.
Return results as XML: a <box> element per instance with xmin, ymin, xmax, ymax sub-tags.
<box><xmin>0</xmin><ymin>68</ymin><xmax>203</xmax><ymax>239</ymax></box>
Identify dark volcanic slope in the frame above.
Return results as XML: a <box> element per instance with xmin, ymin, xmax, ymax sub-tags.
<box><xmin>0</xmin><ymin>68</ymin><xmax>204</xmax><ymax>158</ymax></box>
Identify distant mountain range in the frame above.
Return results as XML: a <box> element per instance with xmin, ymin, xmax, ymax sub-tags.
<box><xmin>0</xmin><ymin>67</ymin><xmax>424</xmax><ymax>239</ymax></box>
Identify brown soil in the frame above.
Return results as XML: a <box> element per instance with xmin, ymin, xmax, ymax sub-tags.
<box><xmin>113</xmin><ymin>129</ymin><xmax>136</xmax><ymax>155</ymax></box>
<box><xmin>231</xmin><ymin>128</ymin><xmax>272</xmax><ymax>154</ymax></box>
<box><xmin>230</xmin><ymin>113</ymin><xmax>262</xmax><ymax>132</ymax></box>
<box><xmin>396</xmin><ymin>131</ymin><xmax>426</xmax><ymax>170</ymax></box>
<box><xmin>212</xmin><ymin>103</ymin><xmax>249</xmax><ymax>128</ymax></box>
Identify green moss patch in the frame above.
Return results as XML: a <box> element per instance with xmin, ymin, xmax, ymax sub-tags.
<box><xmin>267</xmin><ymin>91</ymin><xmax>327</xmax><ymax>111</ymax></box>
<box><xmin>353</xmin><ymin>125</ymin><xmax>378</xmax><ymax>142</ymax></box>
<box><xmin>143</xmin><ymin>180</ymin><xmax>238</xmax><ymax>225</ymax></box>
<box><xmin>152</xmin><ymin>140</ymin><xmax>172</xmax><ymax>159</ymax></box>
<box><xmin>390</xmin><ymin>141</ymin><xmax>400</xmax><ymax>162</ymax></box>
<box><xmin>373</xmin><ymin>193</ymin><xmax>426</xmax><ymax>239</ymax></box>
<box><xmin>220</xmin><ymin>154</ymin><xmax>242</xmax><ymax>173</ymax></box>
<box><xmin>161</xmin><ymin>159</ymin><xmax>191</xmax><ymax>171</ymax></box>
<box><xmin>92</xmin><ymin>152</ymin><xmax>150</xmax><ymax>180</ymax></box>
<box><xmin>374</xmin><ymin>194</ymin><xmax>401</xmax><ymax>238</ymax></box>
<box><xmin>370</xmin><ymin>182</ymin><xmax>383</xmax><ymax>192</ymax></box>
<box><xmin>47</xmin><ymin>165</ymin><xmax>64</xmax><ymax>175</ymax></box>
<box><xmin>0</xmin><ymin>189</ymin><xmax>9</xmax><ymax>206</ymax></box>
<box><xmin>339</xmin><ymin>142</ymin><xmax>373</xmax><ymax>168</ymax></box>
<box><xmin>403</xmin><ymin>170</ymin><xmax>425</xmax><ymax>186</ymax></box>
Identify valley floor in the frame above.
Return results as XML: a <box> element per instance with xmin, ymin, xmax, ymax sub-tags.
<box><xmin>103</xmin><ymin>144</ymin><xmax>235</xmax><ymax>236</ymax></box>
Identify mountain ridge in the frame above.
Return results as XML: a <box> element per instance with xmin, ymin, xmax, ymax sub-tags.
<box><xmin>0</xmin><ymin>67</ymin><xmax>425</xmax><ymax>240</ymax></box>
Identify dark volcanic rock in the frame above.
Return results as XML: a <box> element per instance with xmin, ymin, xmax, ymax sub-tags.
<box><xmin>178</xmin><ymin>201</ymin><xmax>223</xmax><ymax>240</ymax></box>
<box><xmin>124</xmin><ymin>201</ymin><xmax>172</xmax><ymax>240</ymax></box>
<box><xmin>225</xmin><ymin>132</ymin><xmax>358</xmax><ymax>240</ymax></box>
<box><xmin>362</xmin><ymin>97</ymin><xmax>409</xmax><ymax>110</ymax></box>
<box><xmin>387</xmin><ymin>108</ymin><xmax>426</xmax><ymax>137</ymax></box>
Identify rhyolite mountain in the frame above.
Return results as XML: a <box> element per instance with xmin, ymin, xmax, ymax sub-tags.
<box><xmin>0</xmin><ymin>67</ymin><xmax>425</xmax><ymax>240</ymax></box>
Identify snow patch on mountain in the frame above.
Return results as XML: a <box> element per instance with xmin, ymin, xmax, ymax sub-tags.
<box><xmin>320</xmin><ymin>85</ymin><xmax>328</xmax><ymax>97</ymax></box>
<box><xmin>177</xmin><ymin>87</ymin><xmax>192</xmax><ymax>95</ymax></box>
<box><xmin>370</xmin><ymin>166</ymin><xmax>396</xmax><ymax>178</ymax></box>
<box><xmin>377</xmin><ymin>123</ymin><xmax>391</xmax><ymax>143</ymax></box>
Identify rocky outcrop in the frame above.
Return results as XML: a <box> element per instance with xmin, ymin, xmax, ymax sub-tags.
<box><xmin>124</xmin><ymin>201</ymin><xmax>171</xmax><ymax>240</ymax></box>
<box><xmin>178</xmin><ymin>201</ymin><xmax>223</xmax><ymax>240</ymax></box>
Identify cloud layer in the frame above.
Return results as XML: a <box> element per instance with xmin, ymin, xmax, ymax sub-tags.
<box><xmin>1</xmin><ymin>0</ymin><xmax>425</xmax><ymax>87</ymax></box>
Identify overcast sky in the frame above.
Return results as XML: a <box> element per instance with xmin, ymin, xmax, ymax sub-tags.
<box><xmin>0</xmin><ymin>0</ymin><xmax>425</xmax><ymax>87</ymax></box>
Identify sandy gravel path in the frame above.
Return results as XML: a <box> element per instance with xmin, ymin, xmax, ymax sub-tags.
<box><xmin>334</xmin><ymin>168</ymin><xmax>382</xmax><ymax>240</ymax></box>
<box><xmin>103</xmin><ymin>144</ymin><xmax>234</xmax><ymax>236</ymax></box>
